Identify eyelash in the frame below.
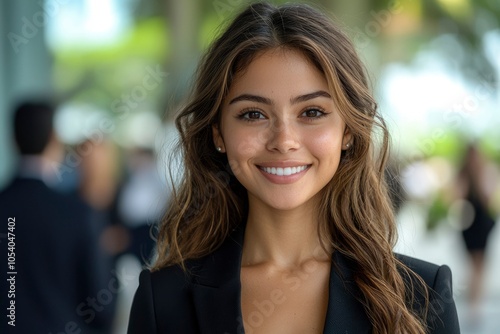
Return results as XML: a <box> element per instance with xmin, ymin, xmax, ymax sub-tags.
<box><xmin>301</xmin><ymin>107</ymin><xmax>328</xmax><ymax>121</ymax></box>
<box><xmin>236</xmin><ymin>107</ymin><xmax>329</xmax><ymax>123</ymax></box>
<box><xmin>236</xmin><ymin>108</ymin><xmax>265</xmax><ymax>122</ymax></box>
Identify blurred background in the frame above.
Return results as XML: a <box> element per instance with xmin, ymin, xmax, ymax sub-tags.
<box><xmin>0</xmin><ymin>0</ymin><xmax>499</xmax><ymax>333</ymax></box>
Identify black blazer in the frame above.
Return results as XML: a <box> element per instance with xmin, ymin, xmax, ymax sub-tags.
<box><xmin>0</xmin><ymin>177</ymin><xmax>114</xmax><ymax>334</ymax></box>
<box><xmin>128</xmin><ymin>223</ymin><xmax>460</xmax><ymax>333</ymax></box>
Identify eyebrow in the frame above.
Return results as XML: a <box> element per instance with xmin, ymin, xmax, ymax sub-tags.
<box><xmin>228</xmin><ymin>94</ymin><xmax>272</xmax><ymax>105</ymax></box>
<box><xmin>228</xmin><ymin>90</ymin><xmax>332</xmax><ymax>105</ymax></box>
<box><xmin>291</xmin><ymin>90</ymin><xmax>331</xmax><ymax>104</ymax></box>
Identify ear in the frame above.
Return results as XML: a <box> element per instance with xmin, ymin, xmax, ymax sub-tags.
<box><xmin>341</xmin><ymin>126</ymin><xmax>353</xmax><ymax>151</ymax></box>
<box><xmin>212</xmin><ymin>123</ymin><xmax>226</xmax><ymax>153</ymax></box>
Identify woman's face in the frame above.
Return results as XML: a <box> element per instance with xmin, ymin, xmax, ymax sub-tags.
<box><xmin>214</xmin><ymin>48</ymin><xmax>351</xmax><ymax>211</ymax></box>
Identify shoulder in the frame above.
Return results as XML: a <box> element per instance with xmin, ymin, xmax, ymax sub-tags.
<box><xmin>0</xmin><ymin>177</ymin><xmax>88</xmax><ymax>221</ymax></box>
<box><xmin>396</xmin><ymin>254</ymin><xmax>460</xmax><ymax>333</ymax></box>
<box><xmin>136</xmin><ymin>263</ymin><xmax>194</xmax><ymax>304</ymax></box>
<box><xmin>396</xmin><ymin>253</ymin><xmax>452</xmax><ymax>287</ymax></box>
<box><xmin>128</xmin><ymin>263</ymin><xmax>200</xmax><ymax>334</ymax></box>
<box><xmin>145</xmin><ymin>263</ymin><xmax>194</xmax><ymax>294</ymax></box>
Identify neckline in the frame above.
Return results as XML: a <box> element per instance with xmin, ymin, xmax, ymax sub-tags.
<box><xmin>236</xmin><ymin>221</ymin><xmax>334</xmax><ymax>334</ymax></box>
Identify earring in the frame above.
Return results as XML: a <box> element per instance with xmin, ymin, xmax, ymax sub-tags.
<box><xmin>345</xmin><ymin>143</ymin><xmax>351</xmax><ymax>148</ymax></box>
<box><xmin>216</xmin><ymin>146</ymin><xmax>222</xmax><ymax>152</ymax></box>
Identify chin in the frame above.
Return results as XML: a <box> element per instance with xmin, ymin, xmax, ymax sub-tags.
<box><xmin>262</xmin><ymin>197</ymin><xmax>313</xmax><ymax>212</ymax></box>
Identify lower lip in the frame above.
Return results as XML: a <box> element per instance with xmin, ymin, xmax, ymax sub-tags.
<box><xmin>257</xmin><ymin>165</ymin><xmax>310</xmax><ymax>184</ymax></box>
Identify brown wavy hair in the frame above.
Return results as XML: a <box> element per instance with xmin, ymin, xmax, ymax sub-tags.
<box><xmin>154</xmin><ymin>2</ymin><xmax>428</xmax><ymax>333</ymax></box>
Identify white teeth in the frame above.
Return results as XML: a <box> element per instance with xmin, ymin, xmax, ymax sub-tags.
<box><xmin>261</xmin><ymin>165</ymin><xmax>308</xmax><ymax>176</ymax></box>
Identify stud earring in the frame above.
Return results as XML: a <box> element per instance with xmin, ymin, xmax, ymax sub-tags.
<box><xmin>345</xmin><ymin>143</ymin><xmax>351</xmax><ymax>148</ymax></box>
<box><xmin>216</xmin><ymin>147</ymin><xmax>222</xmax><ymax>152</ymax></box>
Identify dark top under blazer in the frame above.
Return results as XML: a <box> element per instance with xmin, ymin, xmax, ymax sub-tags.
<box><xmin>128</xmin><ymin>223</ymin><xmax>460</xmax><ymax>333</ymax></box>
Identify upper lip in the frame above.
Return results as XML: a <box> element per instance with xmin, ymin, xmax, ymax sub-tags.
<box><xmin>256</xmin><ymin>161</ymin><xmax>311</xmax><ymax>168</ymax></box>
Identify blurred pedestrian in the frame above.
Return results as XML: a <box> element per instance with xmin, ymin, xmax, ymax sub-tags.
<box><xmin>0</xmin><ymin>101</ymin><xmax>115</xmax><ymax>333</ymax></box>
<box><xmin>456</xmin><ymin>144</ymin><xmax>496</xmax><ymax>309</ymax></box>
<box><xmin>116</xmin><ymin>147</ymin><xmax>168</xmax><ymax>266</ymax></box>
<box><xmin>76</xmin><ymin>138</ymin><xmax>129</xmax><ymax>257</ymax></box>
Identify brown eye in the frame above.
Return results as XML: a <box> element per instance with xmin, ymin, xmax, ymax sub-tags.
<box><xmin>236</xmin><ymin>110</ymin><xmax>266</xmax><ymax>122</ymax></box>
<box><xmin>247</xmin><ymin>111</ymin><xmax>263</xmax><ymax>119</ymax></box>
<box><xmin>302</xmin><ymin>108</ymin><xmax>323</xmax><ymax>118</ymax></box>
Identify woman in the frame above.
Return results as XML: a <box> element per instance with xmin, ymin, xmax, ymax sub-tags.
<box><xmin>128</xmin><ymin>2</ymin><xmax>459</xmax><ymax>333</ymax></box>
<box><xmin>457</xmin><ymin>144</ymin><xmax>495</xmax><ymax>310</ymax></box>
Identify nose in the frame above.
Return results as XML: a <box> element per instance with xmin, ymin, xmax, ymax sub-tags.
<box><xmin>265</xmin><ymin>119</ymin><xmax>300</xmax><ymax>153</ymax></box>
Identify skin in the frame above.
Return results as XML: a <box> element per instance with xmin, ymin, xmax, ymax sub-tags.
<box><xmin>213</xmin><ymin>48</ymin><xmax>351</xmax><ymax>333</ymax></box>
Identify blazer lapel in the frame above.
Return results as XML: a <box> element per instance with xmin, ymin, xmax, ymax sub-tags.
<box><xmin>191</xmin><ymin>224</ymin><xmax>246</xmax><ymax>334</ymax></box>
<box><xmin>323</xmin><ymin>252</ymin><xmax>372</xmax><ymax>333</ymax></box>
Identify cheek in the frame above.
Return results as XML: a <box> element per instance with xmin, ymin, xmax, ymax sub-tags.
<box><xmin>304</xmin><ymin>127</ymin><xmax>343</xmax><ymax>157</ymax></box>
<box><xmin>223</xmin><ymin>128</ymin><xmax>264</xmax><ymax>177</ymax></box>
<box><xmin>226</xmin><ymin>130</ymin><xmax>262</xmax><ymax>158</ymax></box>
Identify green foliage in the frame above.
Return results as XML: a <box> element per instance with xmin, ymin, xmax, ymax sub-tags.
<box><xmin>49</xmin><ymin>0</ymin><xmax>499</xmax><ymax>124</ymax></box>
<box><xmin>52</xmin><ymin>17</ymin><xmax>169</xmax><ymax>111</ymax></box>
<box><xmin>426</xmin><ymin>193</ymin><xmax>449</xmax><ymax>231</ymax></box>
<box><xmin>390</xmin><ymin>0</ymin><xmax>498</xmax><ymax>83</ymax></box>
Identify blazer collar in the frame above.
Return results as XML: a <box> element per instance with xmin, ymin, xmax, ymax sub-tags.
<box><xmin>191</xmin><ymin>223</ymin><xmax>371</xmax><ymax>333</ymax></box>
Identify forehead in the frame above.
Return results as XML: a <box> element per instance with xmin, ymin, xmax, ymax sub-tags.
<box><xmin>227</xmin><ymin>48</ymin><xmax>329</xmax><ymax>98</ymax></box>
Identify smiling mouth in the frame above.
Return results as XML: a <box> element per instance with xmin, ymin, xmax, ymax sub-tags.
<box><xmin>258</xmin><ymin>165</ymin><xmax>310</xmax><ymax>176</ymax></box>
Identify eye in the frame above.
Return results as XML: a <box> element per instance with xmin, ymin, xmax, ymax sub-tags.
<box><xmin>237</xmin><ymin>110</ymin><xmax>266</xmax><ymax>121</ymax></box>
<box><xmin>246</xmin><ymin>111</ymin><xmax>265</xmax><ymax>119</ymax></box>
<box><xmin>301</xmin><ymin>108</ymin><xmax>326</xmax><ymax>119</ymax></box>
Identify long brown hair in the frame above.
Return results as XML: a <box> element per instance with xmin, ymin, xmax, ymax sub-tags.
<box><xmin>154</xmin><ymin>2</ymin><xmax>428</xmax><ymax>333</ymax></box>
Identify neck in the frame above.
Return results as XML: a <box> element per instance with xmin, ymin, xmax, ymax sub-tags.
<box><xmin>242</xmin><ymin>196</ymin><xmax>331</xmax><ymax>268</ymax></box>
<box><xmin>19</xmin><ymin>155</ymin><xmax>55</xmax><ymax>182</ymax></box>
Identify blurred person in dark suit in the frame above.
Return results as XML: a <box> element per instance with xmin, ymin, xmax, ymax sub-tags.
<box><xmin>0</xmin><ymin>101</ymin><xmax>115</xmax><ymax>333</ymax></box>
